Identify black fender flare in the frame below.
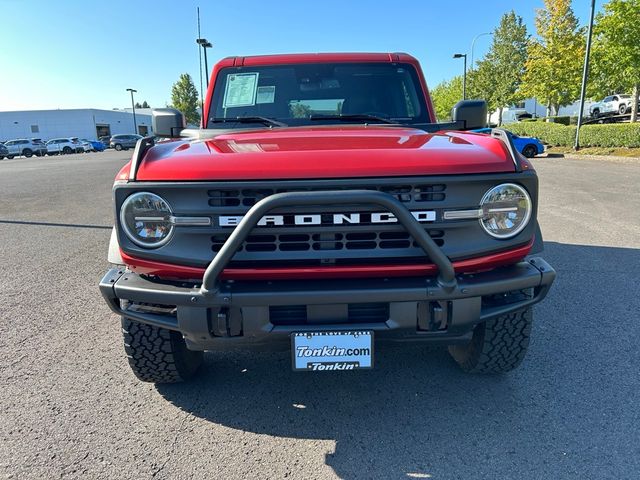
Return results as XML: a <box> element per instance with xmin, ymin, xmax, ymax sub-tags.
<box><xmin>530</xmin><ymin>221</ymin><xmax>545</xmax><ymax>254</ymax></box>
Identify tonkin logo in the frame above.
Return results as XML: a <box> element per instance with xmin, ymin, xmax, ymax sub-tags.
<box><xmin>218</xmin><ymin>211</ymin><xmax>436</xmax><ymax>227</ymax></box>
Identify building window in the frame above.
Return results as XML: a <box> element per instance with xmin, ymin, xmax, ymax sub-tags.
<box><xmin>31</xmin><ymin>125</ymin><xmax>39</xmax><ymax>133</ymax></box>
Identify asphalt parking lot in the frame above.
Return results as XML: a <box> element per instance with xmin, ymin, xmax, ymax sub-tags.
<box><xmin>1</xmin><ymin>150</ymin><xmax>639</xmax><ymax>479</ymax></box>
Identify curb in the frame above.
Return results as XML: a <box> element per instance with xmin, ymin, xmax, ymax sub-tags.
<box><xmin>537</xmin><ymin>153</ymin><xmax>640</xmax><ymax>164</ymax></box>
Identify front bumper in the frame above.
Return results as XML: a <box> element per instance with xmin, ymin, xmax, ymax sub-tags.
<box><xmin>100</xmin><ymin>257</ymin><xmax>555</xmax><ymax>350</ymax></box>
<box><xmin>100</xmin><ymin>189</ymin><xmax>555</xmax><ymax>350</ymax></box>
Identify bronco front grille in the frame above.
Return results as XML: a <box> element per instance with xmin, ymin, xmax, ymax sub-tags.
<box><xmin>116</xmin><ymin>174</ymin><xmax>539</xmax><ymax>272</ymax></box>
<box><xmin>211</xmin><ymin>230</ymin><xmax>444</xmax><ymax>253</ymax></box>
<box><xmin>207</xmin><ymin>183</ymin><xmax>446</xmax><ymax>207</ymax></box>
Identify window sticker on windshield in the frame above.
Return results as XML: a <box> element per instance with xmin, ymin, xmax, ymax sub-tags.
<box><xmin>256</xmin><ymin>86</ymin><xmax>276</xmax><ymax>104</ymax></box>
<box><xmin>223</xmin><ymin>73</ymin><xmax>259</xmax><ymax>108</ymax></box>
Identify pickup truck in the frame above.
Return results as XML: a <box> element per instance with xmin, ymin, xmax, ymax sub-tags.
<box><xmin>589</xmin><ymin>94</ymin><xmax>633</xmax><ymax>117</ymax></box>
<box><xmin>99</xmin><ymin>53</ymin><xmax>555</xmax><ymax>383</ymax></box>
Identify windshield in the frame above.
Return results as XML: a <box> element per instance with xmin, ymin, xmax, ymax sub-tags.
<box><xmin>207</xmin><ymin>62</ymin><xmax>429</xmax><ymax>128</ymax></box>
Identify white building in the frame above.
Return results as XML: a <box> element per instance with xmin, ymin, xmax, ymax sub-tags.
<box><xmin>0</xmin><ymin>108</ymin><xmax>154</xmax><ymax>142</ymax></box>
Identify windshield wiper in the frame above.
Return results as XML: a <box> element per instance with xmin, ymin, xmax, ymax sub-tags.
<box><xmin>309</xmin><ymin>114</ymin><xmax>397</xmax><ymax>124</ymax></box>
<box><xmin>209</xmin><ymin>116</ymin><xmax>287</xmax><ymax>127</ymax></box>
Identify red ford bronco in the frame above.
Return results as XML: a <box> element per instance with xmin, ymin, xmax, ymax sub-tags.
<box><xmin>100</xmin><ymin>53</ymin><xmax>555</xmax><ymax>383</ymax></box>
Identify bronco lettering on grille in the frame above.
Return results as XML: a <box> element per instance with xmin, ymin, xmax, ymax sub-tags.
<box><xmin>218</xmin><ymin>210</ymin><xmax>436</xmax><ymax>227</ymax></box>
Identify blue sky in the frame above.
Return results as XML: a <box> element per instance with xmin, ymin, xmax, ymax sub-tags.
<box><xmin>0</xmin><ymin>0</ymin><xmax>600</xmax><ymax>111</ymax></box>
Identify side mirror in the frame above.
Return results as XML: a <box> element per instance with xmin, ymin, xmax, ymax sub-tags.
<box><xmin>152</xmin><ymin>108</ymin><xmax>186</xmax><ymax>137</ymax></box>
<box><xmin>451</xmin><ymin>100</ymin><xmax>487</xmax><ymax>130</ymax></box>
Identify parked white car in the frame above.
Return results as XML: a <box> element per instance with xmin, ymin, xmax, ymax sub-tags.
<box><xmin>70</xmin><ymin>137</ymin><xmax>92</xmax><ymax>152</ymax></box>
<box><xmin>46</xmin><ymin>138</ymin><xmax>85</xmax><ymax>155</ymax></box>
<box><xmin>3</xmin><ymin>138</ymin><xmax>48</xmax><ymax>158</ymax></box>
<box><xmin>589</xmin><ymin>94</ymin><xmax>633</xmax><ymax>117</ymax></box>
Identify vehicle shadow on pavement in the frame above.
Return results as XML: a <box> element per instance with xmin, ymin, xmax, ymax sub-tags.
<box><xmin>156</xmin><ymin>242</ymin><xmax>640</xmax><ymax>479</ymax></box>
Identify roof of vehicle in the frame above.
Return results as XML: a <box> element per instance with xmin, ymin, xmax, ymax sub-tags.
<box><xmin>217</xmin><ymin>52</ymin><xmax>419</xmax><ymax>67</ymax></box>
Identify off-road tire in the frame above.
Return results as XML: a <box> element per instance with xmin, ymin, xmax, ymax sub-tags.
<box><xmin>448</xmin><ymin>307</ymin><xmax>533</xmax><ymax>374</ymax></box>
<box><xmin>121</xmin><ymin>318</ymin><xmax>203</xmax><ymax>383</ymax></box>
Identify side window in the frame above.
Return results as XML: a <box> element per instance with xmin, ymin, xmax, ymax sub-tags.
<box><xmin>612</xmin><ymin>96</ymin><xmax>618</xmax><ymax>101</ymax></box>
<box><xmin>604</xmin><ymin>96</ymin><xmax>613</xmax><ymax>102</ymax></box>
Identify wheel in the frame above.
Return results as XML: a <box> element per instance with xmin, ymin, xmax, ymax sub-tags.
<box><xmin>448</xmin><ymin>306</ymin><xmax>533</xmax><ymax>374</ymax></box>
<box><xmin>619</xmin><ymin>104</ymin><xmax>627</xmax><ymax>115</ymax></box>
<box><xmin>522</xmin><ymin>145</ymin><xmax>537</xmax><ymax>158</ymax></box>
<box><xmin>22</xmin><ymin>149</ymin><xmax>33</xmax><ymax>158</ymax></box>
<box><xmin>592</xmin><ymin>108</ymin><xmax>600</xmax><ymax>118</ymax></box>
<box><xmin>114</xmin><ymin>144</ymin><xmax>123</xmax><ymax>151</ymax></box>
<box><xmin>7</xmin><ymin>155</ymin><xmax>14</xmax><ymax>159</ymax></box>
<box><xmin>62</xmin><ymin>146</ymin><xmax>73</xmax><ymax>154</ymax></box>
<box><xmin>121</xmin><ymin>318</ymin><xmax>203</xmax><ymax>383</ymax></box>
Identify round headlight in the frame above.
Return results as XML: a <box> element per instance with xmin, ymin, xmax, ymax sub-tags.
<box><xmin>479</xmin><ymin>183</ymin><xmax>532</xmax><ymax>239</ymax></box>
<box><xmin>120</xmin><ymin>192</ymin><xmax>174</xmax><ymax>247</ymax></box>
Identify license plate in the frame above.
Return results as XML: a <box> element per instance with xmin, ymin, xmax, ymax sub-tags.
<box><xmin>291</xmin><ymin>331</ymin><xmax>373</xmax><ymax>371</ymax></box>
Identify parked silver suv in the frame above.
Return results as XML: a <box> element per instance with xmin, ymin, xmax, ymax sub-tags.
<box><xmin>110</xmin><ymin>134</ymin><xmax>143</xmax><ymax>151</ymax></box>
<box><xmin>3</xmin><ymin>138</ymin><xmax>48</xmax><ymax>158</ymax></box>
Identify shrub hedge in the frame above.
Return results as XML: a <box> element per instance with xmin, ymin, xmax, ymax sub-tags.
<box><xmin>503</xmin><ymin>121</ymin><xmax>640</xmax><ymax>148</ymax></box>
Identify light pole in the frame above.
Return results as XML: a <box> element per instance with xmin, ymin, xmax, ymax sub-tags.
<box><xmin>197</xmin><ymin>38</ymin><xmax>213</xmax><ymax>88</ymax></box>
<box><xmin>470</xmin><ymin>32</ymin><xmax>492</xmax><ymax>68</ymax></box>
<box><xmin>126</xmin><ymin>88</ymin><xmax>137</xmax><ymax>134</ymax></box>
<box><xmin>453</xmin><ymin>53</ymin><xmax>467</xmax><ymax>100</ymax></box>
<box><xmin>575</xmin><ymin>0</ymin><xmax>596</xmax><ymax>150</ymax></box>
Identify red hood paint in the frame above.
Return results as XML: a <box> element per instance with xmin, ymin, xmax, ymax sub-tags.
<box><xmin>134</xmin><ymin>126</ymin><xmax>515</xmax><ymax>181</ymax></box>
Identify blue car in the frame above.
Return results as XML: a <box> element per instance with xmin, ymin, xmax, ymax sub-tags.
<box><xmin>472</xmin><ymin>128</ymin><xmax>545</xmax><ymax>158</ymax></box>
<box><xmin>80</xmin><ymin>138</ymin><xmax>106</xmax><ymax>152</ymax></box>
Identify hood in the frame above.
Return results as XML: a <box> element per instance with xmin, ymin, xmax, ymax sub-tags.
<box><xmin>135</xmin><ymin>126</ymin><xmax>516</xmax><ymax>181</ymax></box>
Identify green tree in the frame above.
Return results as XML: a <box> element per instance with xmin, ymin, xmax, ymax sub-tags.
<box><xmin>289</xmin><ymin>102</ymin><xmax>313</xmax><ymax>118</ymax></box>
<box><xmin>470</xmin><ymin>11</ymin><xmax>529</xmax><ymax>125</ymax></box>
<box><xmin>170</xmin><ymin>73</ymin><xmax>200</xmax><ymax>125</ymax></box>
<box><xmin>590</xmin><ymin>0</ymin><xmax>640</xmax><ymax>122</ymax></box>
<box><xmin>520</xmin><ymin>0</ymin><xmax>585</xmax><ymax>116</ymax></box>
<box><xmin>430</xmin><ymin>75</ymin><xmax>463</xmax><ymax>121</ymax></box>
<box><xmin>141</xmin><ymin>100</ymin><xmax>150</xmax><ymax>108</ymax></box>
<box><xmin>134</xmin><ymin>102</ymin><xmax>142</xmax><ymax>108</ymax></box>
<box><xmin>468</xmin><ymin>61</ymin><xmax>496</xmax><ymax>113</ymax></box>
